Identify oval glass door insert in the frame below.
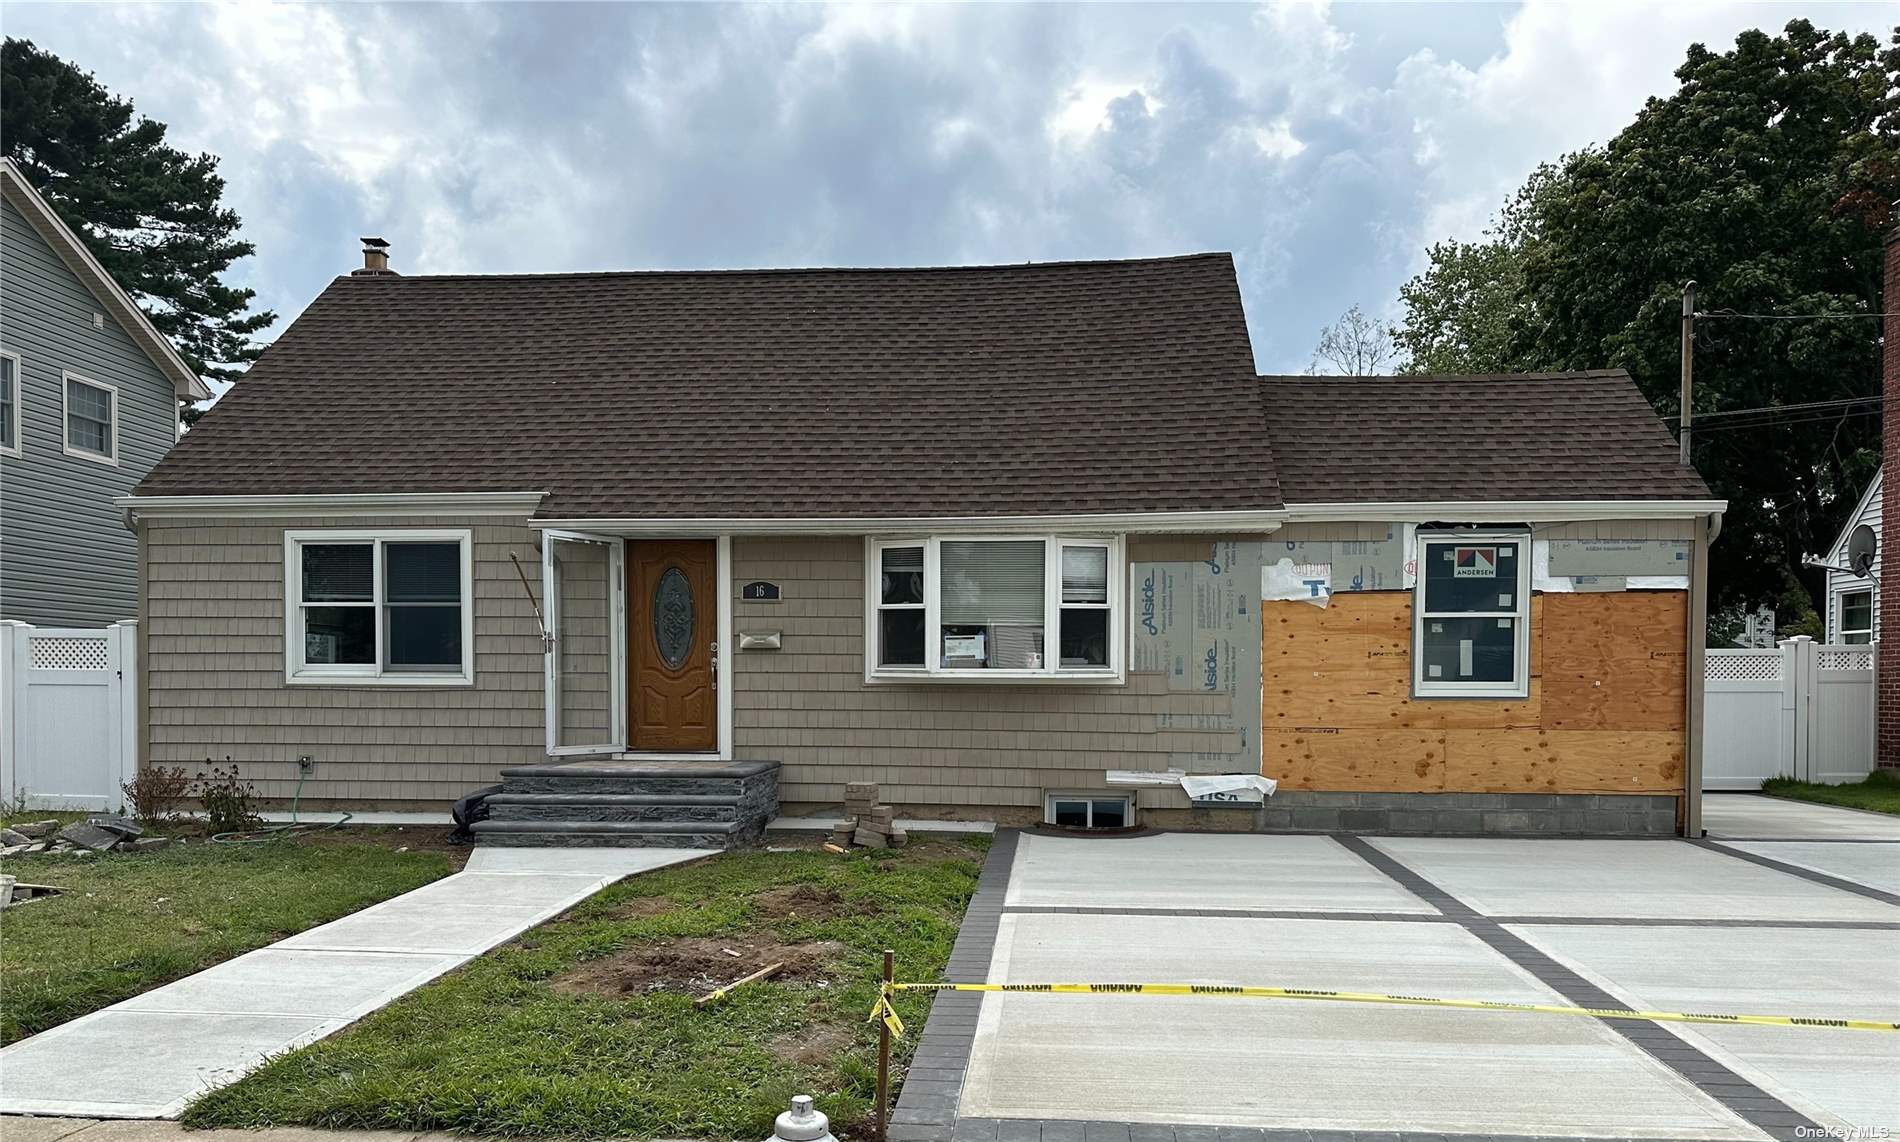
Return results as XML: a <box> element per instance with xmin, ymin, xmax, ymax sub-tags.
<box><xmin>653</xmin><ymin>566</ymin><xmax>695</xmax><ymax>669</ymax></box>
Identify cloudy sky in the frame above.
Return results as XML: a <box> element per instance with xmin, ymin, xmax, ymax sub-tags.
<box><xmin>8</xmin><ymin>1</ymin><xmax>1891</xmax><ymax>382</ymax></box>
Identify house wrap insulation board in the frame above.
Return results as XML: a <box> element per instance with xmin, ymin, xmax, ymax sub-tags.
<box><xmin>1130</xmin><ymin>540</ymin><xmax>1266</xmax><ymax>773</ymax></box>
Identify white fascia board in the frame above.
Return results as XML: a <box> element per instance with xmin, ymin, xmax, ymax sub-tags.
<box><xmin>115</xmin><ymin>490</ymin><xmax>548</xmax><ymax>523</ymax></box>
<box><xmin>1280</xmin><ymin>499</ymin><xmax>1728</xmax><ymax>523</ymax></box>
<box><xmin>527</xmin><ymin>509</ymin><xmax>1289</xmax><ymax>536</ymax></box>
<box><xmin>1</xmin><ymin>160</ymin><xmax>212</xmax><ymax>402</ymax></box>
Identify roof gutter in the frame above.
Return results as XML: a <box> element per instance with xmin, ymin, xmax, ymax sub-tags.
<box><xmin>528</xmin><ymin>510</ymin><xmax>1289</xmax><ymax>537</ymax></box>
<box><xmin>1280</xmin><ymin>499</ymin><xmax>1728</xmax><ymax>523</ymax></box>
<box><xmin>115</xmin><ymin>490</ymin><xmax>549</xmax><ymax>529</ymax></box>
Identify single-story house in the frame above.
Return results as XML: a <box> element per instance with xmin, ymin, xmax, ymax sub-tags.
<box><xmin>119</xmin><ymin>246</ymin><xmax>1725</xmax><ymax>841</ymax></box>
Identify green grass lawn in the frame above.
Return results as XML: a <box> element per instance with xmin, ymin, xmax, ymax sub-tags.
<box><xmin>185</xmin><ymin>836</ymin><xmax>990</xmax><ymax>1141</ymax></box>
<box><xmin>0</xmin><ymin>824</ymin><xmax>456</xmax><ymax>1043</ymax></box>
<box><xmin>1760</xmin><ymin>768</ymin><xmax>1900</xmax><ymax>814</ymax></box>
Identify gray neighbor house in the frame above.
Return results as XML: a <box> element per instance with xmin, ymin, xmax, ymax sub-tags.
<box><xmin>118</xmin><ymin>241</ymin><xmax>1724</xmax><ymax>844</ymax></box>
<box><xmin>0</xmin><ymin>159</ymin><xmax>211</xmax><ymax>627</ymax></box>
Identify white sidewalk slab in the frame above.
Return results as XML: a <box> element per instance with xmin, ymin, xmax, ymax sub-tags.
<box><xmin>1004</xmin><ymin>832</ymin><xmax>1437</xmax><ymax>914</ymax></box>
<box><xmin>1713</xmin><ymin>840</ymin><xmax>1900</xmax><ymax>895</ymax></box>
<box><xmin>1702</xmin><ymin>793</ymin><xmax>1900</xmax><ymax>840</ymax></box>
<box><xmin>0</xmin><ymin>847</ymin><xmax>708</xmax><ymax>1120</ymax></box>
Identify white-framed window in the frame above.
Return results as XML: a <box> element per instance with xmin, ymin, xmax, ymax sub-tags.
<box><xmin>1837</xmin><ymin>589</ymin><xmax>1873</xmax><ymax>644</ymax></box>
<box><xmin>865</xmin><ymin>535</ymin><xmax>1123</xmax><ymax>682</ymax></box>
<box><xmin>1046</xmin><ymin>792</ymin><xmax>1131</xmax><ymax>829</ymax></box>
<box><xmin>0</xmin><ymin>351</ymin><xmax>20</xmax><ymax>457</ymax></box>
<box><xmin>283</xmin><ymin>529</ymin><xmax>475</xmax><ymax>686</ymax></box>
<box><xmin>1412</xmin><ymin>530</ymin><xmax>1531</xmax><ymax>699</ymax></box>
<box><xmin>62</xmin><ymin>371</ymin><xmax>117</xmax><ymax>463</ymax></box>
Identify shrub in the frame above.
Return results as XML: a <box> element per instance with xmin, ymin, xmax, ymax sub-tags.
<box><xmin>123</xmin><ymin>765</ymin><xmax>193</xmax><ymax>823</ymax></box>
<box><xmin>194</xmin><ymin>763</ymin><xmax>261</xmax><ymax>834</ymax></box>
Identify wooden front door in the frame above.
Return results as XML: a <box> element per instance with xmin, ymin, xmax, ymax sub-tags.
<box><xmin>627</xmin><ymin>540</ymin><xmax>717</xmax><ymax>751</ymax></box>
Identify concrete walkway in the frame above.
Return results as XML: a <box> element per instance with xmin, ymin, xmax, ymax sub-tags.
<box><xmin>1703</xmin><ymin>792</ymin><xmax>1900</xmax><ymax>840</ymax></box>
<box><xmin>0</xmin><ymin>847</ymin><xmax>709</xmax><ymax>1120</ymax></box>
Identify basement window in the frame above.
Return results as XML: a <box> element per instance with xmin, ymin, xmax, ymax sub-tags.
<box><xmin>1412</xmin><ymin>531</ymin><xmax>1531</xmax><ymax>700</ymax></box>
<box><xmin>865</xmin><ymin>536</ymin><xmax>1123</xmax><ymax>682</ymax></box>
<box><xmin>1046</xmin><ymin>794</ymin><xmax>1131</xmax><ymax>829</ymax></box>
<box><xmin>284</xmin><ymin>529</ymin><xmax>474</xmax><ymax>686</ymax></box>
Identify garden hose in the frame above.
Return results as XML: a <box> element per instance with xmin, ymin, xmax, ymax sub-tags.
<box><xmin>210</xmin><ymin>769</ymin><xmax>353</xmax><ymax>844</ymax></box>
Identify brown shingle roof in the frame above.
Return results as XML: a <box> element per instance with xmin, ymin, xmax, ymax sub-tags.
<box><xmin>138</xmin><ymin>254</ymin><xmax>1283</xmax><ymax>519</ymax></box>
<box><xmin>1257</xmin><ymin>371</ymin><xmax>1713</xmax><ymax>504</ymax></box>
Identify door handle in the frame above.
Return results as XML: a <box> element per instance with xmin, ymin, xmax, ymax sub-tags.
<box><xmin>710</xmin><ymin>640</ymin><xmax>719</xmax><ymax>689</ymax></box>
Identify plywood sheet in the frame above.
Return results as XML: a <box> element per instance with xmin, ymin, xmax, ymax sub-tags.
<box><xmin>1442</xmin><ymin>730</ymin><xmax>1684</xmax><ymax>793</ymax></box>
<box><xmin>1540</xmin><ymin>592</ymin><xmax>1687</xmax><ymax>732</ymax></box>
<box><xmin>1263</xmin><ymin>729</ymin><xmax>1447</xmax><ymax>791</ymax></box>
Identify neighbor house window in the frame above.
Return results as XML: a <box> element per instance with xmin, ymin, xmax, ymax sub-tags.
<box><xmin>0</xmin><ymin>352</ymin><xmax>19</xmax><ymax>457</ymax></box>
<box><xmin>1838</xmin><ymin>590</ymin><xmax>1873</xmax><ymax>645</ymax></box>
<box><xmin>1413</xmin><ymin>531</ymin><xmax>1531</xmax><ymax>699</ymax></box>
<box><xmin>865</xmin><ymin>536</ymin><xmax>1122</xmax><ymax>680</ymax></box>
<box><xmin>284</xmin><ymin>529</ymin><xmax>474</xmax><ymax>685</ymax></box>
<box><xmin>63</xmin><ymin>372</ymin><xmax>116</xmax><ymax>463</ymax></box>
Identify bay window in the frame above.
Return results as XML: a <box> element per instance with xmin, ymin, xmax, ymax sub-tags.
<box><xmin>867</xmin><ymin>535</ymin><xmax>1122</xmax><ymax>681</ymax></box>
<box><xmin>284</xmin><ymin>529</ymin><xmax>475</xmax><ymax>685</ymax></box>
<box><xmin>1412</xmin><ymin>530</ymin><xmax>1530</xmax><ymax>699</ymax></box>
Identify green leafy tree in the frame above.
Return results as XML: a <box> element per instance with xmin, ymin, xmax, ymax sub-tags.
<box><xmin>1396</xmin><ymin>21</ymin><xmax>1899</xmax><ymax>614</ymax></box>
<box><xmin>1</xmin><ymin>39</ymin><xmax>272</xmax><ymax>417</ymax></box>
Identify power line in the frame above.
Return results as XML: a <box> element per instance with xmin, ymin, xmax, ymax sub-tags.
<box><xmin>1664</xmin><ymin>395</ymin><xmax>1881</xmax><ymax>424</ymax></box>
<box><xmin>1688</xmin><ymin>408</ymin><xmax>1882</xmax><ymax>434</ymax></box>
<box><xmin>1696</xmin><ymin>310</ymin><xmax>1897</xmax><ymax>321</ymax></box>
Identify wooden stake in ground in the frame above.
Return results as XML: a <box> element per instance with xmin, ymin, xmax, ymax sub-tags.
<box><xmin>877</xmin><ymin>947</ymin><xmax>894</xmax><ymax>1142</ymax></box>
<box><xmin>693</xmin><ymin>962</ymin><xmax>785</xmax><ymax>1007</ymax></box>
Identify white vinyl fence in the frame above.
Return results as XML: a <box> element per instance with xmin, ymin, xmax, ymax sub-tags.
<box><xmin>0</xmin><ymin>620</ymin><xmax>138</xmax><ymax>811</ymax></box>
<box><xmin>1704</xmin><ymin>636</ymin><xmax>1876</xmax><ymax>790</ymax></box>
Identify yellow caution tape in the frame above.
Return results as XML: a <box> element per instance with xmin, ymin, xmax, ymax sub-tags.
<box><xmin>872</xmin><ymin>982</ymin><xmax>1899</xmax><ymax>1037</ymax></box>
<box><xmin>868</xmin><ymin>992</ymin><xmax>906</xmax><ymax>1039</ymax></box>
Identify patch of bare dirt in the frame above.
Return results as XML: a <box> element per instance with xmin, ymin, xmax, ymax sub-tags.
<box><xmin>549</xmin><ymin>936</ymin><xmax>848</xmax><ymax>998</ymax></box>
<box><xmin>769</xmin><ymin>1018</ymin><xmax>856</xmax><ymax>1066</ymax></box>
<box><xmin>610</xmin><ymin>895</ymin><xmax>676</xmax><ymax>920</ymax></box>
<box><xmin>755</xmin><ymin>883</ymin><xmax>870</xmax><ymax>921</ymax></box>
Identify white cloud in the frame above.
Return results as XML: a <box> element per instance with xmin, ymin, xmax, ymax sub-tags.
<box><xmin>5</xmin><ymin>0</ymin><xmax>1888</xmax><ymax>379</ymax></box>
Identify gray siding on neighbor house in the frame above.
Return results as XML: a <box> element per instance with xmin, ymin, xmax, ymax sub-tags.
<box><xmin>1</xmin><ymin>195</ymin><xmax>180</xmax><ymax>626</ymax></box>
<box><xmin>139</xmin><ymin>521</ymin><xmax>1257</xmax><ymax>812</ymax></box>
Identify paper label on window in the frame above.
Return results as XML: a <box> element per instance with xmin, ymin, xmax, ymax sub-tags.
<box><xmin>1459</xmin><ymin>639</ymin><xmax>1474</xmax><ymax>677</ymax></box>
<box><xmin>1498</xmin><ymin>594</ymin><xmax>1512</xmax><ymax>607</ymax></box>
<box><xmin>1498</xmin><ymin>618</ymin><xmax>1512</xmax><ymax>629</ymax></box>
<box><xmin>1430</xmin><ymin>621</ymin><xmax>1443</xmax><ymax>633</ymax></box>
<box><xmin>1453</xmin><ymin>547</ymin><xmax>1497</xmax><ymax>577</ymax></box>
<box><xmin>943</xmin><ymin>634</ymin><xmax>984</xmax><ymax>660</ymax></box>
<box><xmin>1427</xmin><ymin>663</ymin><xmax>1443</xmax><ymax>678</ymax></box>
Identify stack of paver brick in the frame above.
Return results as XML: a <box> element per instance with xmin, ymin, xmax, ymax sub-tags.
<box><xmin>833</xmin><ymin>782</ymin><xmax>907</xmax><ymax>850</ymax></box>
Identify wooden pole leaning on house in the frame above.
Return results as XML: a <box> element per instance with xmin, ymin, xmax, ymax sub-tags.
<box><xmin>1680</xmin><ymin>280</ymin><xmax>1697</xmax><ymax>466</ymax></box>
<box><xmin>876</xmin><ymin>948</ymin><xmax>894</xmax><ymax>1142</ymax></box>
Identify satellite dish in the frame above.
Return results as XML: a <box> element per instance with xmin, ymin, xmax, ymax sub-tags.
<box><xmin>1848</xmin><ymin>524</ymin><xmax>1877</xmax><ymax>577</ymax></box>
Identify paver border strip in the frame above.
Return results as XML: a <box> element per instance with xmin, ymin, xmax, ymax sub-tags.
<box><xmin>1691</xmin><ymin>838</ymin><xmax>1900</xmax><ymax>906</ymax></box>
<box><xmin>890</xmin><ymin>828</ymin><xmax>1020</xmax><ymax>1142</ymax></box>
<box><xmin>1334</xmin><ymin>835</ymin><xmax>1821</xmax><ymax>1142</ymax></box>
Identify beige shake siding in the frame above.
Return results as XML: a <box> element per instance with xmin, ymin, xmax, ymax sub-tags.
<box><xmin>141</xmin><ymin>519</ymin><xmax>1253</xmax><ymax>810</ymax></box>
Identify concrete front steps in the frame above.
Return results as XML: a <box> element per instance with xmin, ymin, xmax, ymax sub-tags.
<box><xmin>472</xmin><ymin>759</ymin><xmax>780</xmax><ymax>848</ymax></box>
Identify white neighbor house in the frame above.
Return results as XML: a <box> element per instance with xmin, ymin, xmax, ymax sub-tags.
<box><xmin>1821</xmin><ymin>468</ymin><xmax>1880</xmax><ymax>645</ymax></box>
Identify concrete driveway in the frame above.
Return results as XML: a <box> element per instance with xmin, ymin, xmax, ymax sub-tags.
<box><xmin>902</xmin><ymin>827</ymin><xmax>1900</xmax><ymax>1142</ymax></box>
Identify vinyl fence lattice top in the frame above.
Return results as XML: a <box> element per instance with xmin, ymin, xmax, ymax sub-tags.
<box><xmin>28</xmin><ymin>634</ymin><xmax>110</xmax><ymax>671</ymax></box>
<box><xmin>1705</xmin><ymin>652</ymin><xmax>1782</xmax><ymax>682</ymax></box>
<box><xmin>1817</xmin><ymin>647</ymin><xmax>1874</xmax><ymax>672</ymax></box>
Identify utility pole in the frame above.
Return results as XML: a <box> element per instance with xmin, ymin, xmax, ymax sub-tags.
<box><xmin>1680</xmin><ymin>281</ymin><xmax>1696</xmax><ymax>466</ymax></box>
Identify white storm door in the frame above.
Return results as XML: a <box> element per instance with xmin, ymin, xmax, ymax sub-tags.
<box><xmin>543</xmin><ymin>530</ymin><xmax>626</xmax><ymax>756</ymax></box>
